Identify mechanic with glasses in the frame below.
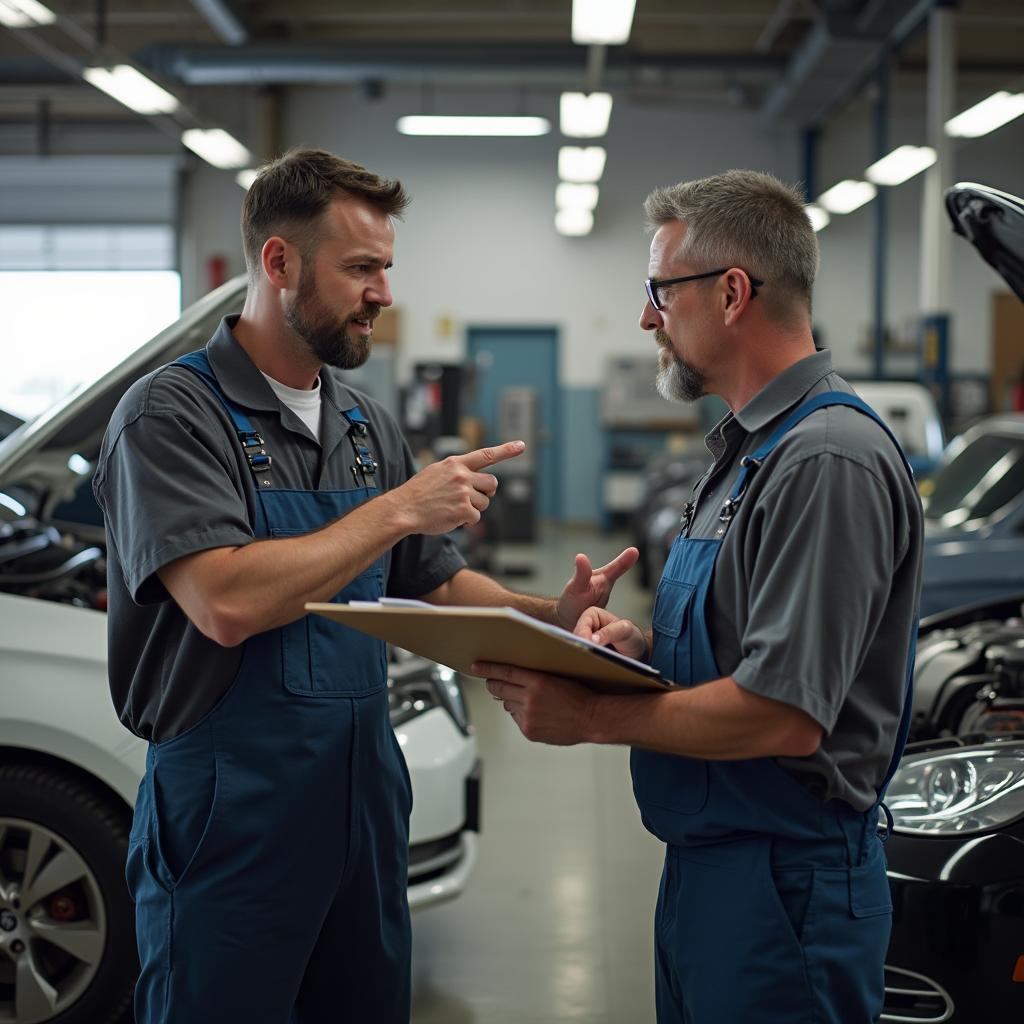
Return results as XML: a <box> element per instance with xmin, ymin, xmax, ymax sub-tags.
<box><xmin>92</xmin><ymin>148</ymin><xmax>639</xmax><ymax>1024</ymax></box>
<box><xmin>479</xmin><ymin>169</ymin><xmax>923</xmax><ymax>1024</ymax></box>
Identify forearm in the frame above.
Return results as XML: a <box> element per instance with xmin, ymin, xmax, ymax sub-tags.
<box><xmin>586</xmin><ymin>676</ymin><xmax>822</xmax><ymax>759</ymax></box>
<box><xmin>161</xmin><ymin>489</ymin><xmax>412</xmax><ymax>645</ymax></box>
<box><xmin>423</xmin><ymin>568</ymin><xmax>559</xmax><ymax>624</ymax></box>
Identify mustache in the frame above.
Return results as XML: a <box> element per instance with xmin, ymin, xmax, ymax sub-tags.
<box><xmin>351</xmin><ymin>305</ymin><xmax>382</xmax><ymax>321</ymax></box>
<box><xmin>655</xmin><ymin>328</ymin><xmax>672</xmax><ymax>348</ymax></box>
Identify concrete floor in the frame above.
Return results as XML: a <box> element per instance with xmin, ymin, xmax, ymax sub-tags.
<box><xmin>410</xmin><ymin>526</ymin><xmax>665</xmax><ymax>1024</ymax></box>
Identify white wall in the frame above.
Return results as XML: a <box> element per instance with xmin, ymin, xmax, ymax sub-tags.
<box><xmin>179</xmin><ymin>85</ymin><xmax>798</xmax><ymax>388</ymax></box>
<box><xmin>179</xmin><ymin>82</ymin><xmax>1023</xmax><ymax>388</ymax></box>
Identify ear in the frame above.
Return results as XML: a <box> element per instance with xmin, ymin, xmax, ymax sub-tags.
<box><xmin>721</xmin><ymin>268</ymin><xmax>755</xmax><ymax>327</ymax></box>
<box><xmin>260</xmin><ymin>235</ymin><xmax>298</xmax><ymax>290</ymax></box>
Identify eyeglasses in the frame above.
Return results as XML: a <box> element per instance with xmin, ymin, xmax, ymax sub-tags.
<box><xmin>644</xmin><ymin>268</ymin><xmax>764</xmax><ymax>311</ymax></box>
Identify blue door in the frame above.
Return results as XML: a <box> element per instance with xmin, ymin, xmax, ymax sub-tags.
<box><xmin>467</xmin><ymin>327</ymin><xmax>560</xmax><ymax>522</ymax></box>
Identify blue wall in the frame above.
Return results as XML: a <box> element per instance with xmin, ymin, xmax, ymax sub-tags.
<box><xmin>562</xmin><ymin>387</ymin><xmax>602</xmax><ymax>525</ymax></box>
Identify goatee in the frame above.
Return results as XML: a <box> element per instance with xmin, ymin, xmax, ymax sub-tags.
<box><xmin>654</xmin><ymin>329</ymin><xmax>705</xmax><ymax>402</ymax></box>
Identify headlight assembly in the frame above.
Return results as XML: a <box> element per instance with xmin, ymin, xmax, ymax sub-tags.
<box><xmin>886</xmin><ymin>744</ymin><xmax>1024</xmax><ymax>835</ymax></box>
<box><xmin>387</xmin><ymin>650</ymin><xmax>471</xmax><ymax>734</ymax></box>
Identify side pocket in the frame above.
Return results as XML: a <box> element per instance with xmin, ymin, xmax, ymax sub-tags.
<box><xmin>149</xmin><ymin>739</ymin><xmax>219</xmax><ymax>893</ymax></box>
<box><xmin>849</xmin><ymin>858</ymin><xmax>893</xmax><ymax>919</ymax></box>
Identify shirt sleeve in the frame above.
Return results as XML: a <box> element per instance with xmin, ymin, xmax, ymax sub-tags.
<box><xmin>384</xmin><ymin>436</ymin><xmax>467</xmax><ymax>598</ymax></box>
<box><xmin>93</xmin><ymin>410</ymin><xmax>254</xmax><ymax>604</ymax></box>
<box><xmin>729</xmin><ymin>451</ymin><xmax>902</xmax><ymax>732</ymax></box>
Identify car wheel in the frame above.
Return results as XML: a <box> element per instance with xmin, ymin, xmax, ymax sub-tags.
<box><xmin>0</xmin><ymin>765</ymin><xmax>136</xmax><ymax>1024</ymax></box>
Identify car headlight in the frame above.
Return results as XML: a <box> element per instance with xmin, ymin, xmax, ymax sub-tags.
<box><xmin>886</xmin><ymin>745</ymin><xmax>1024</xmax><ymax>834</ymax></box>
<box><xmin>387</xmin><ymin>651</ymin><xmax>471</xmax><ymax>735</ymax></box>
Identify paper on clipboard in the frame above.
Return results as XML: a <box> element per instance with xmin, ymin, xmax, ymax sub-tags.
<box><xmin>304</xmin><ymin>601</ymin><xmax>671</xmax><ymax>695</ymax></box>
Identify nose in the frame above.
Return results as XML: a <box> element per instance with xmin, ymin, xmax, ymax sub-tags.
<box><xmin>366</xmin><ymin>270</ymin><xmax>392</xmax><ymax>308</ymax></box>
<box><xmin>639</xmin><ymin>298</ymin><xmax>662</xmax><ymax>332</ymax></box>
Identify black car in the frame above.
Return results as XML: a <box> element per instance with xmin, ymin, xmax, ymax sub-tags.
<box><xmin>882</xmin><ymin>596</ymin><xmax>1024</xmax><ymax>1022</ymax></box>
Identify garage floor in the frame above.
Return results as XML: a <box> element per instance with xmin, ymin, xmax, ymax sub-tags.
<box><xmin>410</xmin><ymin>526</ymin><xmax>665</xmax><ymax>1024</ymax></box>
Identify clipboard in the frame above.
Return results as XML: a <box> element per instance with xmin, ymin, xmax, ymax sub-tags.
<box><xmin>304</xmin><ymin>602</ymin><xmax>672</xmax><ymax>695</ymax></box>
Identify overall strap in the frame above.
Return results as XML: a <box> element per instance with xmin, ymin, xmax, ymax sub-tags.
<box><xmin>174</xmin><ymin>349</ymin><xmax>274</xmax><ymax>488</ymax></box>
<box><xmin>720</xmin><ymin>391</ymin><xmax>915</xmax><ymax>522</ymax></box>
<box><xmin>715</xmin><ymin>389</ymin><xmax>919</xmax><ymax>834</ymax></box>
<box><xmin>340</xmin><ymin>406</ymin><xmax>379</xmax><ymax>488</ymax></box>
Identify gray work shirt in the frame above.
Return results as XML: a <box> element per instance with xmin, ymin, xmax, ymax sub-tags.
<box><xmin>684</xmin><ymin>350</ymin><xmax>923</xmax><ymax>811</ymax></box>
<box><xmin>93</xmin><ymin>316</ymin><xmax>466</xmax><ymax>743</ymax></box>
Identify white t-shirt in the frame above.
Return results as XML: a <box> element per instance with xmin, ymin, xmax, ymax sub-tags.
<box><xmin>260</xmin><ymin>371</ymin><xmax>322</xmax><ymax>442</ymax></box>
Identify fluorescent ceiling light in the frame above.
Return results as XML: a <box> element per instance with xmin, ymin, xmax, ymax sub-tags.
<box><xmin>804</xmin><ymin>205</ymin><xmax>830</xmax><ymax>232</ymax></box>
<box><xmin>0</xmin><ymin>0</ymin><xmax>56</xmax><ymax>27</ymax></box>
<box><xmin>556</xmin><ymin>182</ymin><xmax>599</xmax><ymax>211</ymax></box>
<box><xmin>558</xmin><ymin>146</ymin><xmax>606</xmax><ymax>183</ymax></box>
<box><xmin>865</xmin><ymin>145</ymin><xmax>937</xmax><ymax>186</ymax></box>
<box><xmin>556</xmin><ymin>207</ymin><xmax>594</xmax><ymax>236</ymax></box>
<box><xmin>945</xmin><ymin>91</ymin><xmax>1024</xmax><ymax>138</ymax></box>
<box><xmin>572</xmin><ymin>0</ymin><xmax>636</xmax><ymax>45</ymax></box>
<box><xmin>83</xmin><ymin>65</ymin><xmax>180</xmax><ymax>116</ymax></box>
<box><xmin>235</xmin><ymin>168</ymin><xmax>259</xmax><ymax>190</ymax></box>
<box><xmin>396</xmin><ymin>115</ymin><xmax>549</xmax><ymax>137</ymax></box>
<box><xmin>560</xmin><ymin>92</ymin><xmax>613</xmax><ymax>138</ymax></box>
<box><xmin>817</xmin><ymin>179</ymin><xmax>877</xmax><ymax>215</ymax></box>
<box><xmin>182</xmin><ymin>128</ymin><xmax>252</xmax><ymax>169</ymax></box>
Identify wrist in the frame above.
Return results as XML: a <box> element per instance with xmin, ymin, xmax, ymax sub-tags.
<box><xmin>373</xmin><ymin>489</ymin><xmax>417</xmax><ymax>540</ymax></box>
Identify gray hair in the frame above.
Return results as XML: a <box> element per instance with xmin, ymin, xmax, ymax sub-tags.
<box><xmin>644</xmin><ymin>169</ymin><xmax>819</xmax><ymax>320</ymax></box>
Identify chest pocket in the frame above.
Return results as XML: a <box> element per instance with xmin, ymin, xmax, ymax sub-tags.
<box><xmin>271</xmin><ymin>528</ymin><xmax>388</xmax><ymax>697</ymax></box>
<box><xmin>651</xmin><ymin>578</ymin><xmax>698</xmax><ymax>686</ymax></box>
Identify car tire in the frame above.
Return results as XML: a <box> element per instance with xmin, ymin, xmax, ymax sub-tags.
<box><xmin>0</xmin><ymin>764</ymin><xmax>136</xmax><ymax>1024</ymax></box>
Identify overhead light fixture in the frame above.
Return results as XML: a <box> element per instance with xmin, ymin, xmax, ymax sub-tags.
<box><xmin>560</xmin><ymin>92</ymin><xmax>613</xmax><ymax>138</ymax></box>
<box><xmin>865</xmin><ymin>145</ymin><xmax>937</xmax><ymax>186</ymax></box>
<box><xmin>556</xmin><ymin>182</ymin><xmax>599</xmax><ymax>210</ymax></box>
<box><xmin>572</xmin><ymin>0</ymin><xmax>636</xmax><ymax>45</ymax></box>
<box><xmin>182</xmin><ymin>128</ymin><xmax>252</xmax><ymax>169</ymax></box>
<box><xmin>0</xmin><ymin>0</ymin><xmax>56</xmax><ymax>27</ymax></box>
<box><xmin>556</xmin><ymin>207</ymin><xmax>594</xmax><ymax>236</ymax></box>
<box><xmin>396</xmin><ymin>115</ymin><xmax>550</xmax><ymax>137</ymax></box>
<box><xmin>945</xmin><ymin>91</ymin><xmax>1024</xmax><ymax>138</ymax></box>
<box><xmin>235</xmin><ymin>168</ymin><xmax>259</xmax><ymax>190</ymax></box>
<box><xmin>804</xmin><ymin>205</ymin><xmax>830</xmax><ymax>232</ymax></box>
<box><xmin>82</xmin><ymin>65</ymin><xmax>180</xmax><ymax>116</ymax></box>
<box><xmin>816</xmin><ymin>179</ymin><xmax>877</xmax><ymax>215</ymax></box>
<box><xmin>558</xmin><ymin>146</ymin><xmax>606</xmax><ymax>183</ymax></box>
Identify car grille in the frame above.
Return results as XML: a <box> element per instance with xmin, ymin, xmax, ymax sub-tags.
<box><xmin>881</xmin><ymin>966</ymin><xmax>954</xmax><ymax>1023</ymax></box>
<box><xmin>408</xmin><ymin>830</ymin><xmax>463</xmax><ymax>885</ymax></box>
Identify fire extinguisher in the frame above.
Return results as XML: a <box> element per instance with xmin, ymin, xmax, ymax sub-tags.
<box><xmin>1013</xmin><ymin>366</ymin><xmax>1024</xmax><ymax>412</ymax></box>
<box><xmin>206</xmin><ymin>255</ymin><xmax>227</xmax><ymax>293</ymax></box>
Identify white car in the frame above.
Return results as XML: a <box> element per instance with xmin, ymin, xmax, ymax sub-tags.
<box><xmin>0</xmin><ymin>277</ymin><xmax>480</xmax><ymax>1024</ymax></box>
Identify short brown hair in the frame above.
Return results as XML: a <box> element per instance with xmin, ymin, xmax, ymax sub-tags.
<box><xmin>644</xmin><ymin>169</ymin><xmax>818</xmax><ymax>321</ymax></box>
<box><xmin>240</xmin><ymin>148</ymin><xmax>410</xmax><ymax>277</ymax></box>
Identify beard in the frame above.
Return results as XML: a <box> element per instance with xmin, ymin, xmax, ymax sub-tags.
<box><xmin>284</xmin><ymin>264</ymin><xmax>379</xmax><ymax>370</ymax></box>
<box><xmin>654</xmin><ymin>329</ymin><xmax>705</xmax><ymax>402</ymax></box>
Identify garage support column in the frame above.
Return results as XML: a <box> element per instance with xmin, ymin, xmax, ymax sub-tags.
<box><xmin>918</xmin><ymin>3</ymin><xmax>955</xmax><ymax>418</ymax></box>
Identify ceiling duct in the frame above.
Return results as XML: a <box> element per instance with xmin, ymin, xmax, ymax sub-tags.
<box><xmin>759</xmin><ymin>0</ymin><xmax>944</xmax><ymax>126</ymax></box>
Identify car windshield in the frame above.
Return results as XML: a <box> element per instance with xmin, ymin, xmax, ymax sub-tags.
<box><xmin>925</xmin><ymin>432</ymin><xmax>1024</xmax><ymax>526</ymax></box>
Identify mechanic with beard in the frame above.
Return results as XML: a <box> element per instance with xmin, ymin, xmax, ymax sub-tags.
<box><xmin>92</xmin><ymin>148</ymin><xmax>637</xmax><ymax>1024</ymax></box>
<box><xmin>478</xmin><ymin>170</ymin><xmax>923</xmax><ymax>1024</ymax></box>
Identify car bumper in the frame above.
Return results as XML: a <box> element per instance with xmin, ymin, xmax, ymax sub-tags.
<box><xmin>883</xmin><ymin>830</ymin><xmax>1024</xmax><ymax>1022</ymax></box>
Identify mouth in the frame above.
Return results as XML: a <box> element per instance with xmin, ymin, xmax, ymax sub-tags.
<box><xmin>349</xmin><ymin>316</ymin><xmax>375</xmax><ymax>336</ymax></box>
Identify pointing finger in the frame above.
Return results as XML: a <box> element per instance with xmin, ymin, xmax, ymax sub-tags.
<box><xmin>458</xmin><ymin>440</ymin><xmax>525</xmax><ymax>472</ymax></box>
<box><xmin>594</xmin><ymin>547</ymin><xmax>640</xmax><ymax>582</ymax></box>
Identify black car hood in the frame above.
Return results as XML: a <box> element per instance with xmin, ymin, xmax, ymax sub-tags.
<box><xmin>946</xmin><ymin>182</ymin><xmax>1024</xmax><ymax>301</ymax></box>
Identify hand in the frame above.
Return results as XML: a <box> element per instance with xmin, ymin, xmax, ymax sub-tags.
<box><xmin>475</xmin><ymin>661</ymin><xmax>597</xmax><ymax>746</ymax></box>
<box><xmin>393</xmin><ymin>440</ymin><xmax>525</xmax><ymax>535</ymax></box>
<box><xmin>555</xmin><ymin>548</ymin><xmax>639</xmax><ymax>630</ymax></box>
<box><xmin>574</xmin><ymin>607</ymin><xmax>647</xmax><ymax>661</ymax></box>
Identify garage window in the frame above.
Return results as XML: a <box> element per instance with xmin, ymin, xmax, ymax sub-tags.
<box><xmin>0</xmin><ymin>224</ymin><xmax>180</xmax><ymax>422</ymax></box>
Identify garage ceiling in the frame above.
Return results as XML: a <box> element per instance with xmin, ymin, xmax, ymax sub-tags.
<box><xmin>1</xmin><ymin>0</ymin><xmax>1023</xmax><ymax>152</ymax></box>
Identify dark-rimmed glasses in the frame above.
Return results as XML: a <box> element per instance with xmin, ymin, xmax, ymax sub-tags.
<box><xmin>644</xmin><ymin>268</ymin><xmax>763</xmax><ymax>311</ymax></box>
